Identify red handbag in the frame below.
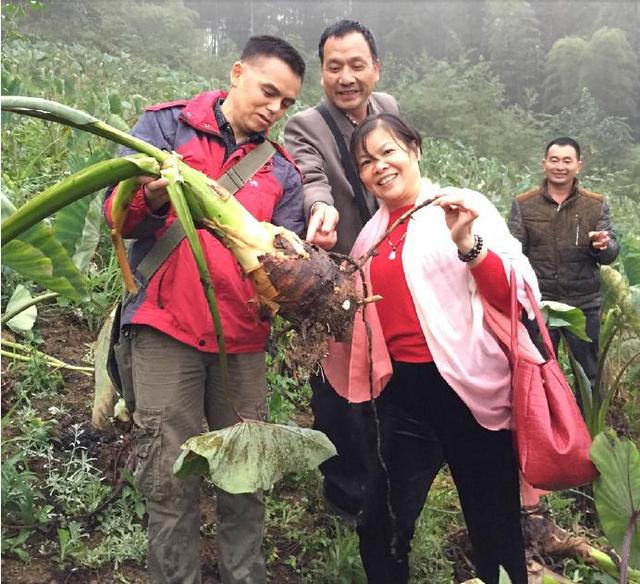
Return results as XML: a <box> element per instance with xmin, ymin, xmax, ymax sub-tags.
<box><xmin>488</xmin><ymin>270</ymin><xmax>599</xmax><ymax>491</ymax></box>
<box><xmin>509</xmin><ymin>270</ymin><xmax>598</xmax><ymax>490</ymax></box>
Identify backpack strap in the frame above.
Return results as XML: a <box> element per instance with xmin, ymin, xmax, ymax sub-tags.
<box><xmin>217</xmin><ymin>140</ymin><xmax>276</xmax><ymax>194</ymax></box>
<box><xmin>315</xmin><ymin>103</ymin><xmax>373</xmax><ymax>226</ymax></box>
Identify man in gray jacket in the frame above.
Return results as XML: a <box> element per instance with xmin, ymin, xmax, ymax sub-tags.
<box><xmin>284</xmin><ymin>20</ymin><xmax>399</xmax><ymax>518</ymax></box>
<box><xmin>508</xmin><ymin>137</ymin><xmax>619</xmax><ymax>395</ymax></box>
<box><xmin>284</xmin><ymin>19</ymin><xmax>399</xmax><ymax>254</ymax></box>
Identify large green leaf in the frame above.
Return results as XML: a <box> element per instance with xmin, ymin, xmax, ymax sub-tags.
<box><xmin>626</xmin><ymin>285</ymin><xmax>640</xmax><ymax>336</ymax></box>
<box><xmin>4</xmin><ymin>285</ymin><xmax>37</xmax><ymax>333</ymax></box>
<box><xmin>621</xmin><ymin>236</ymin><xmax>640</xmax><ymax>286</ymax></box>
<box><xmin>173</xmin><ymin>421</ymin><xmax>337</xmax><ymax>494</ymax></box>
<box><xmin>540</xmin><ymin>300</ymin><xmax>590</xmax><ymax>342</ymax></box>
<box><xmin>591</xmin><ymin>430</ymin><xmax>640</xmax><ymax>569</ymax></box>
<box><xmin>53</xmin><ymin>192</ymin><xmax>103</xmax><ymax>273</ymax></box>
<box><xmin>1</xmin><ymin>195</ymin><xmax>88</xmax><ymax>300</ymax></box>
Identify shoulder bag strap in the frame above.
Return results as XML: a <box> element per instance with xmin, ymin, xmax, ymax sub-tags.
<box><xmin>315</xmin><ymin>103</ymin><xmax>373</xmax><ymax>226</ymax></box>
<box><xmin>135</xmin><ymin>219</ymin><xmax>186</xmax><ymax>285</ymax></box>
<box><xmin>509</xmin><ymin>268</ymin><xmax>555</xmax><ymax>361</ymax></box>
<box><xmin>217</xmin><ymin>140</ymin><xmax>276</xmax><ymax>194</ymax></box>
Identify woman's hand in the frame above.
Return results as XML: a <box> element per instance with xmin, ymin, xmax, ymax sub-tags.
<box><xmin>432</xmin><ymin>192</ymin><xmax>479</xmax><ymax>253</ymax></box>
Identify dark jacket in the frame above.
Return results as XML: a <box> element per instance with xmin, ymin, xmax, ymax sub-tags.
<box><xmin>283</xmin><ymin>92</ymin><xmax>399</xmax><ymax>254</ymax></box>
<box><xmin>104</xmin><ymin>90</ymin><xmax>304</xmax><ymax>353</ymax></box>
<box><xmin>508</xmin><ymin>180</ymin><xmax>618</xmax><ymax>308</ymax></box>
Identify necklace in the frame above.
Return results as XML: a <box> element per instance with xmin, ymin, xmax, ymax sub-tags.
<box><xmin>387</xmin><ymin>232</ymin><xmax>407</xmax><ymax>260</ymax></box>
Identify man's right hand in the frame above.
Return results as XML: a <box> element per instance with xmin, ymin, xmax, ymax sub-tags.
<box><xmin>306</xmin><ymin>203</ymin><xmax>339</xmax><ymax>250</ymax></box>
<box><xmin>140</xmin><ymin>176</ymin><xmax>170</xmax><ymax>212</ymax></box>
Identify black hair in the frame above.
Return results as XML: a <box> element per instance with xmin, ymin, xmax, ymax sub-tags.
<box><xmin>241</xmin><ymin>35</ymin><xmax>306</xmax><ymax>80</ymax></box>
<box><xmin>318</xmin><ymin>20</ymin><xmax>378</xmax><ymax>64</ymax></box>
<box><xmin>350</xmin><ymin>113</ymin><xmax>422</xmax><ymax>165</ymax></box>
<box><xmin>545</xmin><ymin>137</ymin><xmax>581</xmax><ymax>160</ymax></box>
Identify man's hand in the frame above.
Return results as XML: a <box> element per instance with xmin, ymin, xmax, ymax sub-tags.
<box><xmin>140</xmin><ymin>176</ymin><xmax>170</xmax><ymax>212</ymax></box>
<box><xmin>589</xmin><ymin>230</ymin><xmax>611</xmax><ymax>250</ymax></box>
<box><xmin>306</xmin><ymin>203</ymin><xmax>339</xmax><ymax>250</ymax></box>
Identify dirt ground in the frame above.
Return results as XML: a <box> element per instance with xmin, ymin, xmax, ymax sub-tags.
<box><xmin>1</xmin><ymin>308</ymin><xmax>332</xmax><ymax>583</ymax></box>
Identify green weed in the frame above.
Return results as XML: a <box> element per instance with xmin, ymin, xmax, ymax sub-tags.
<box><xmin>410</xmin><ymin>471</ymin><xmax>460</xmax><ymax>583</ymax></box>
<box><xmin>1</xmin><ymin>529</ymin><xmax>32</xmax><ymax>562</ymax></box>
<box><xmin>44</xmin><ymin>424</ymin><xmax>112</xmax><ymax>516</ymax></box>
<box><xmin>306</xmin><ymin>519</ymin><xmax>365</xmax><ymax>584</ymax></box>
<box><xmin>70</xmin><ymin>485</ymin><xmax>147</xmax><ymax>569</ymax></box>
<box><xmin>57</xmin><ymin>521</ymin><xmax>88</xmax><ymax>565</ymax></box>
<box><xmin>1</xmin><ymin>453</ymin><xmax>51</xmax><ymax>525</ymax></box>
<box><xmin>13</xmin><ymin>352</ymin><xmax>65</xmax><ymax>401</ymax></box>
<box><xmin>4</xmin><ymin>405</ymin><xmax>56</xmax><ymax>456</ymax></box>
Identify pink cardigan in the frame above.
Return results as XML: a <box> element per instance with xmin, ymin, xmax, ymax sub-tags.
<box><xmin>322</xmin><ymin>180</ymin><xmax>541</xmax><ymax>431</ymax></box>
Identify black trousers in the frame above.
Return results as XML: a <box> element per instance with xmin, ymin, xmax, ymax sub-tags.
<box><xmin>358</xmin><ymin>362</ymin><xmax>527</xmax><ymax>584</ymax></box>
<box><xmin>310</xmin><ymin>373</ymin><xmax>371</xmax><ymax>516</ymax></box>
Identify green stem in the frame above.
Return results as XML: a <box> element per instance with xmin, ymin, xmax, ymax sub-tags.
<box><xmin>1</xmin><ymin>340</ymin><xmax>94</xmax><ymax>373</ymax></box>
<box><xmin>164</xmin><ymin>174</ymin><xmax>230</xmax><ymax>392</ymax></box>
<box><xmin>595</xmin><ymin>317</ymin><xmax>622</xmax><ymax>397</ymax></box>
<box><xmin>621</xmin><ymin>511</ymin><xmax>640</xmax><ymax>584</ymax></box>
<box><xmin>597</xmin><ymin>350</ymin><xmax>640</xmax><ymax>431</ymax></box>
<box><xmin>1</xmin><ymin>97</ymin><xmax>170</xmax><ymax>162</ymax></box>
<box><xmin>1</xmin><ymin>155</ymin><xmax>159</xmax><ymax>245</ymax></box>
<box><xmin>587</xmin><ymin>546</ymin><xmax>623</xmax><ymax>581</ymax></box>
<box><xmin>1</xmin><ymin>292</ymin><xmax>59</xmax><ymax>325</ymax></box>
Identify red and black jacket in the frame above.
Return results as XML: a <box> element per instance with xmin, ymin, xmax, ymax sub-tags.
<box><xmin>104</xmin><ymin>90</ymin><xmax>304</xmax><ymax>353</ymax></box>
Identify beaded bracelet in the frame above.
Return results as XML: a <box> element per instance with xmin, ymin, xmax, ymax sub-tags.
<box><xmin>457</xmin><ymin>234</ymin><xmax>484</xmax><ymax>262</ymax></box>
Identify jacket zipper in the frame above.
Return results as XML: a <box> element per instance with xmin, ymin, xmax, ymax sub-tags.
<box><xmin>575</xmin><ymin>214</ymin><xmax>580</xmax><ymax>245</ymax></box>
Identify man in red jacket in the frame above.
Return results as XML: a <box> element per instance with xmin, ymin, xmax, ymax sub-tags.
<box><xmin>105</xmin><ymin>36</ymin><xmax>305</xmax><ymax>584</ymax></box>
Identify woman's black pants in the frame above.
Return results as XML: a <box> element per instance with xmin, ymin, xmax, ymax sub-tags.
<box><xmin>358</xmin><ymin>362</ymin><xmax>527</xmax><ymax>584</ymax></box>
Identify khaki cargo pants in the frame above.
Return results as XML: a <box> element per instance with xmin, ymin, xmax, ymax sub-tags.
<box><xmin>131</xmin><ymin>325</ymin><xmax>268</xmax><ymax>584</ymax></box>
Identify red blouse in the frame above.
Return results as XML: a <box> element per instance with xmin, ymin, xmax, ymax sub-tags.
<box><xmin>370</xmin><ymin>205</ymin><xmax>510</xmax><ymax>363</ymax></box>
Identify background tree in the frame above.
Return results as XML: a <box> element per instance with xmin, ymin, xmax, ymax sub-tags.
<box><xmin>592</xmin><ymin>1</ymin><xmax>640</xmax><ymax>53</ymax></box>
<box><xmin>483</xmin><ymin>0</ymin><xmax>542</xmax><ymax>106</ymax></box>
<box><xmin>543</xmin><ymin>35</ymin><xmax>588</xmax><ymax>113</ymax></box>
<box><xmin>7</xmin><ymin>0</ymin><xmax>206</xmax><ymax>70</ymax></box>
<box><xmin>582</xmin><ymin>26</ymin><xmax>639</xmax><ymax>119</ymax></box>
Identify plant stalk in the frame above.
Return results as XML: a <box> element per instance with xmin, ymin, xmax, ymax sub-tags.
<box><xmin>1</xmin><ymin>292</ymin><xmax>59</xmax><ymax>325</ymax></box>
<box><xmin>1</xmin><ymin>339</ymin><xmax>94</xmax><ymax>374</ymax></box>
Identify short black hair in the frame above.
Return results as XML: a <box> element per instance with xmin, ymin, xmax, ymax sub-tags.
<box><xmin>318</xmin><ymin>20</ymin><xmax>378</xmax><ymax>64</ymax></box>
<box><xmin>350</xmin><ymin>113</ymin><xmax>422</xmax><ymax>165</ymax></box>
<box><xmin>545</xmin><ymin>137</ymin><xmax>581</xmax><ymax>160</ymax></box>
<box><xmin>241</xmin><ymin>35</ymin><xmax>306</xmax><ymax>80</ymax></box>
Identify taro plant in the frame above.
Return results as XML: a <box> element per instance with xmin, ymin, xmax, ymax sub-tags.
<box><xmin>569</xmin><ymin>265</ymin><xmax>640</xmax><ymax>438</ymax></box>
<box><xmin>590</xmin><ymin>431</ymin><xmax>640</xmax><ymax>584</ymax></box>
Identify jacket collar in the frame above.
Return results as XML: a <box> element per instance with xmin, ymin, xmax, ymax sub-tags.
<box><xmin>320</xmin><ymin>93</ymin><xmax>381</xmax><ymax>135</ymax></box>
<box><xmin>179</xmin><ymin>90</ymin><xmax>265</xmax><ymax>144</ymax></box>
<box><xmin>179</xmin><ymin>90</ymin><xmax>226</xmax><ymax>135</ymax></box>
<box><xmin>541</xmin><ymin>178</ymin><xmax>580</xmax><ymax>205</ymax></box>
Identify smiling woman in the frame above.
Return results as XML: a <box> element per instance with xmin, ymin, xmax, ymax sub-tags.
<box><xmin>323</xmin><ymin>113</ymin><xmax>541</xmax><ymax>584</ymax></box>
<box><xmin>353</xmin><ymin>119</ymin><xmax>422</xmax><ymax>211</ymax></box>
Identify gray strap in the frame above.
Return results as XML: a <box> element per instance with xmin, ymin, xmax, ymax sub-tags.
<box><xmin>217</xmin><ymin>141</ymin><xmax>276</xmax><ymax>194</ymax></box>
<box><xmin>135</xmin><ymin>220</ymin><xmax>186</xmax><ymax>284</ymax></box>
